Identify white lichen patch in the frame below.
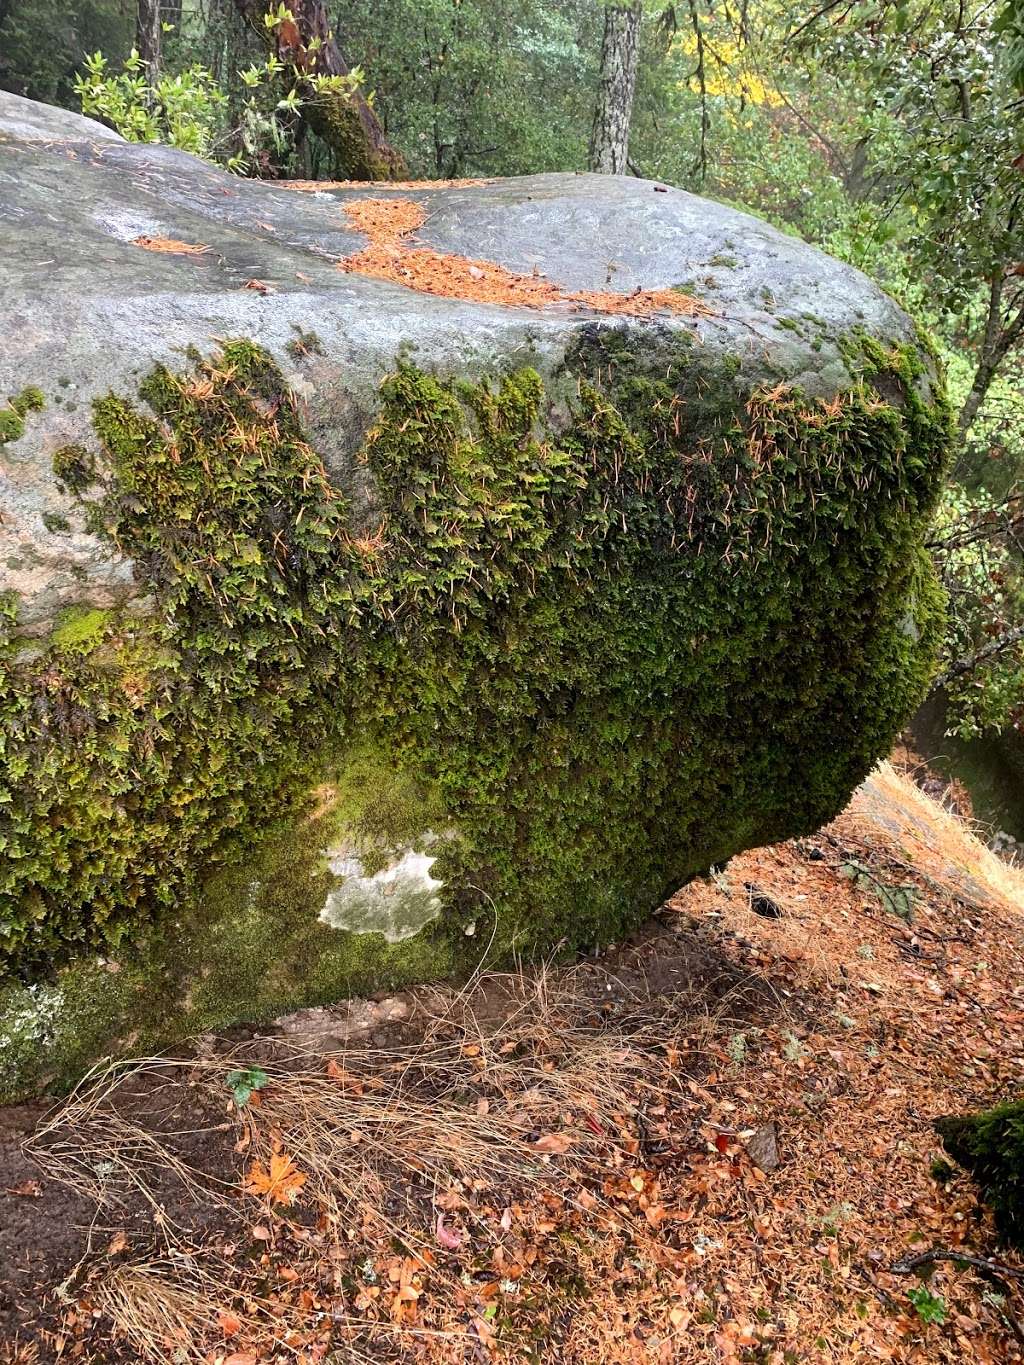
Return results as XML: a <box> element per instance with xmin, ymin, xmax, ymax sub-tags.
<box><xmin>0</xmin><ymin>980</ymin><xmax>65</xmax><ymax>1056</ymax></box>
<box><xmin>319</xmin><ymin>838</ymin><xmax>444</xmax><ymax>942</ymax></box>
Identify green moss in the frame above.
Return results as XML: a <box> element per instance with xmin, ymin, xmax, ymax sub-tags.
<box><xmin>50</xmin><ymin>607</ymin><xmax>110</xmax><ymax>653</ymax></box>
<box><xmin>286</xmin><ymin>327</ymin><xmax>325</xmax><ymax>360</ymax></box>
<box><xmin>52</xmin><ymin>442</ymin><xmax>96</xmax><ymax>493</ymax></box>
<box><xmin>11</xmin><ymin>386</ymin><xmax>44</xmax><ymax>417</ymax></box>
<box><xmin>306</xmin><ymin>93</ymin><xmax>399</xmax><ymax>180</ymax></box>
<box><xmin>0</xmin><ymin>749</ymin><xmax>454</xmax><ymax>1099</ymax></box>
<box><xmin>936</xmin><ymin>1101</ymin><xmax>1024</xmax><ymax>1247</ymax></box>
<box><xmin>0</xmin><ymin>333</ymin><xmax>951</xmax><ymax>1093</ymax></box>
<box><xmin>0</xmin><ymin>386</ymin><xmax>44</xmax><ymax>444</ymax></box>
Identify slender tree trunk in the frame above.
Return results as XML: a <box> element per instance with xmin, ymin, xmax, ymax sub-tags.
<box><xmin>136</xmin><ymin>0</ymin><xmax>162</xmax><ymax>80</ymax></box>
<box><xmin>232</xmin><ymin>0</ymin><xmax>405</xmax><ymax>180</ymax></box>
<box><xmin>589</xmin><ymin>2</ymin><xmax>642</xmax><ymax>174</ymax></box>
<box><xmin>958</xmin><ymin>274</ymin><xmax>1024</xmax><ymax>434</ymax></box>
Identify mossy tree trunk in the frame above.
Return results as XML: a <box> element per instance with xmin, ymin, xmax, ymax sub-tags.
<box><xmin>589</xmin><ymin>2</ymin><xmax>642</xmax><ymax>175</ymax></box>
<box><xmin>232</xmin><ymin>0</ymin><xmax>405</xmax><ymax>180</ymax></box>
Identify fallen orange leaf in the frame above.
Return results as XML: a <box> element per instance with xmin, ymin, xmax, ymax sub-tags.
<box><xmin>218</xmin><ymin>1311</ymin><xmax>242</xmax><ymax>1337</ymax></box>
<box><xmin>534</xmin><ymin>1132</ymin><xmax>572</xmax><ymax>1154</ymax></box>
<box><xmin>243</xmin><ymin>1152</ymin><xmax>307</xmax><ymax>1205</ymax></box>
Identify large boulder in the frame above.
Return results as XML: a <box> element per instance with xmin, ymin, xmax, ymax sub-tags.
<box><xmin>0</xmin><ymin>92</ymin><xmax>949</xmax><ymax>1098</ymax></box>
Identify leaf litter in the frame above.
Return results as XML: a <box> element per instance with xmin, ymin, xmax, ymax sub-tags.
<box><xmin>336</xmin><ymin>197</ymin><xmax>713</xmax><ymax>319</ymax></box>
<box><xmin>1</xmin><ymin>757</ymin><xmax>1023</xmax><ymax>1363</ymax></box>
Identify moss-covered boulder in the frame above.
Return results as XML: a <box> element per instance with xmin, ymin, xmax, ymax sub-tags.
<box><xmin>0</xmin><ymin>92</ymin><xmax>950</xmax><ymax>1099</ymax></box>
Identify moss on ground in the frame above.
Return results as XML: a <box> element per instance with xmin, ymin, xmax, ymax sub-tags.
<box><xmin>0</xmin><ymin>332</ymin><xmax>951</xmax><ymax>1095</ymax></box>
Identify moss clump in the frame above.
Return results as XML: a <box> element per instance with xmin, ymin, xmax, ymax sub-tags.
<box><xmin>50</xmin><ymin>607</ymin><xmax>109</xmax><ymax>653</ymax></box>
<box><xmin>52</xmin><ymin>442</ymin><xmax>97</xmax><ymax>493</ymax></box>
<box><xmin>1</xmin><ymin>336</ymin><xmax>949</xmax><ymax>1013</ymax></box>
<box><xmin>0</xmin><ymin>385</ymin><xmax>44</xmax><ymax>444</ymax></box>
<box><xmin>0</xmin><ymin>742</ymin><xmax>455</xmax><ymax>1100</ymax></box>
<box><xmin>286</xmin><ymin>327</ymin><xmax>324</xmax><ymax>360</ymax></box>
<box><xmin>936</xmin><ymin>1101</ymin><xmax>1024</xmax><ymax>1247</ymax></box>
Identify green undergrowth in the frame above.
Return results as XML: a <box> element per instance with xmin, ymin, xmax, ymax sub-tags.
<box><xmin>0</xmin><ymin>333</ymin><xmax>950</xmax><ymax>1013</ymax></box>
<box><xmin>936</xmin><ymin>1101</ymin><xmax>1024</xmax><ymax>1248</ymax></box>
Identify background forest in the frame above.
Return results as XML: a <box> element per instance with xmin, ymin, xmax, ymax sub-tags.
<box><xmin>3</xmin><ymin>0</ymin><xmax>1024</xmax><ymax>806</ymax></box>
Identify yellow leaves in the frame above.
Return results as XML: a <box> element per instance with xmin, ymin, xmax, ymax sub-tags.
<box><xmin>243</xmin><ymin>1151</ymin><xmax>307</xmax><ymax>1205</ymax></box>
<box><xmin>673</xmin><ymin>32</ymin><xmax>783</xmax><ymax>107</ymax></box>
<box><xmin>131</xmin><ymin>234</ymin><xmax>211</xmax><ymax>255</ymax></box>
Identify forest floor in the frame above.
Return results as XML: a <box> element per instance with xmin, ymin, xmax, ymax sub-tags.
<box><xmin>1</xmin><ymin>759</ymin><xmax>1023</xmax><ymax>1365</ymax></box>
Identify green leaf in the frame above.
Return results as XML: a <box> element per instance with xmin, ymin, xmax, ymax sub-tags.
<box><xmin>907</xmin><ymin>1285</ymin><xmax>947</xmax><ymax>1325</ymax></box>
<box><xmin>225</xmin><ymin>1066</ymin><xmax>268</xmax><ymax>1107</ymax></box>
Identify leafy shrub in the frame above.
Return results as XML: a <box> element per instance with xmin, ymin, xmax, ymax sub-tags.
<box><xmin>75</xmin><ymin>49</ymin><xmax>230</xmax><ymax>159</ymax></box>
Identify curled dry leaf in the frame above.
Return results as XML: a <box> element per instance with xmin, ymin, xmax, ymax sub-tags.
<box><xmin>3</xmin><ymin>1179</ymin><xmax>42</xmax><ymax>1197</ymax></box>
<box><xmin>534</xmin><ymin>1131</ymin><xmax>572</xmax><ymax>1155</ymax></box>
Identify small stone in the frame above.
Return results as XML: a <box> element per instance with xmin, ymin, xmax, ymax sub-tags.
<box><xmin>746</xmin><ymin>1122</ymin><xmax>780</xmax><ymax>1172</ymax></box>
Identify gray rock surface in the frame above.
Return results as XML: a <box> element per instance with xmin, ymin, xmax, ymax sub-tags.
<box><xmin>1</xmin><ymin>89</ymin><xmax>914</xmax><ymax>631</ymax></box>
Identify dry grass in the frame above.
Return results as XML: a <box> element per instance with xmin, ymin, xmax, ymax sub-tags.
<box><xmin>28</xmin><ymin>964</ymin><xmax>732</xmax><ymax>1362</ymax></box>
<box><xmin>864</xmin><ymin>759</ymin><xmax>1024</xmax><ymax>910</ymax></box>
<box><xmin>18</xmin><ymin>762</ymin><xmax>1024</xmax><ymax>1363</ymax></box>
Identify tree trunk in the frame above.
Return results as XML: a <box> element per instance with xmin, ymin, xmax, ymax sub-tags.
<box><xmin>589</xmin><ymin>2</ymin><xmax>642</xmax><ymax>175</ymax></box>
<box><xmin>958</xmin><ymin>274</ymin><xmax>1024</xmax><ymax>434</ymax></box>
<box><xmin>136</xmin><ymin>0</ymin><xmax>162</xmax><ymax>81</ymax></box>
<box><xmin>232</xmin><ymin>0</ymin><xmax>405</xmax><ymax>180</ymax></box>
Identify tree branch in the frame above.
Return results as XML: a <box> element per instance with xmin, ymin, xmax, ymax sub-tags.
<box><xmin>931</xmin><ymin>623</ymin><xmax>1024</xmax><ymax>690</ymax></box>
<box><xmin>890</xmin><ymin>1247</ymin><xmax>1024</xmax><ymax>1280</ymax></box>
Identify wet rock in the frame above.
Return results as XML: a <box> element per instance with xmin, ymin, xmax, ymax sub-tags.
<box><xmin>746</xmin><ymin>1122</ymin><xmax>780</xmax><ymax>1172</ymax></box>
